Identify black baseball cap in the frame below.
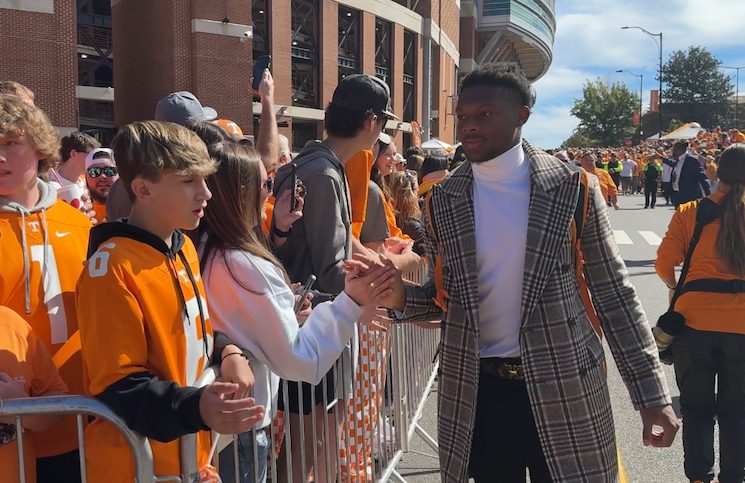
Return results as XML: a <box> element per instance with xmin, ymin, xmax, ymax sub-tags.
<box><xmin>331</xmin><ymin>74</ymin><xmax>400</xmax><ymax>120</ymax></box>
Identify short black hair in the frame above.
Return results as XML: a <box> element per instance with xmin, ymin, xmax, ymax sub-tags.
<box><xmin>59</xmin><ymin>131</ymin><xmax>100</xmax><ymax>162</ymax></box>
<box><xmin>404</xmin><ymin>146</ymin><xmax>424</xmax><ymax>158</ymax></box>
<box><xmin>673</xmin><ymin>141</ymin><xmax>689</xmax><ymax>153</ymax></box>
<box><xmin>459</xmin><ymin>64</ymin><xmax>534</xmax><ymax>108</ymax></box>
<box><xmin>324</xmin><ymin>102</ymin><xmax>382</xmax><ymax>138</ymax></box>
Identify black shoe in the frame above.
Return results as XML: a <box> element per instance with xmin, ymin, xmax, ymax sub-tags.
<box><xmin>644</xmin><ymin>205</ymin><xmax>649</xmax><ymax>209</ymax></box>
<box><xmin>651</xmin><ymin>205</ymin><xmax>655</xmax><ymax>209</ymax></box>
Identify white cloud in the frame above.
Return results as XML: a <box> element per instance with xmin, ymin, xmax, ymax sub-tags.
<box><xmin>522</xmin><ymin>104</ymin><xmax>578</xmax><ymax>149</ymax></box>
<box><xmin>528</xmin><ymin>0</ymin><xmax>745</xmax><ymax>146</ymax></box>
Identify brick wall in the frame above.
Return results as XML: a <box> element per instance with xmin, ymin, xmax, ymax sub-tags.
<box><xmin>113</xmin><ymin>0</ymin><xmax>253</xmax><ymax>132</ymax></box>
<box><xmin>0</xmin><ymin>0</ymin><xmax>78</xmax><ymax>128</ymax></box>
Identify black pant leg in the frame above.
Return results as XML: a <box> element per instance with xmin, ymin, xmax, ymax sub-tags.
<box><xmin>674</xmin><ymin>328</ymin><xmax>718</xmax><ymax>483</ymax></box>
<box><xmin>469</xmin><ymin>372</ymin><xmax>552</xmax><ymax>482</ymax></box>
<box><xmin>716</xmin><ymin>333</ymin><xmax>745</xmax><ymax>483</ymax></box>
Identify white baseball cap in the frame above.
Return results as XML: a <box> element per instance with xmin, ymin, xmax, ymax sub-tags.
<box><xmin>85</xmin><ymin>148</ymin><xmax>115</xmax><ymax>169</ymax></box>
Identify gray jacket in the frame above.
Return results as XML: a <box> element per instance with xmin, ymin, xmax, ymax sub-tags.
<box><xmin>273</xmin><ymin>142</ymin><xmax>352</xmax><ymax>294</ymax></box>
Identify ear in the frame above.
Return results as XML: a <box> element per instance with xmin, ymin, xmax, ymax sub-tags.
<box><xmin>130</xmin><ymin>177</ymin><xmax>153</xmax><ymax>203</ymax></box>
<box><xmin>516</xmin><ymin>105</ymin><xmax>531</xmax><ymax>126</ymax></box>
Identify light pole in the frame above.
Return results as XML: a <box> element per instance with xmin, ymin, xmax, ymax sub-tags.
<box><xmin>722</xmin><ymin>65</ymin><xmax>745</xmax><ymax>129</ymax></box>
<box><xmin>617</xmin><ymin>69</ymin><xmax>644</xmax><ymax>138</ymax></box>
<box><xmin>622</xmin><ymin>26</ymin><xmax>663</xmax><ymax>138</ymax></box>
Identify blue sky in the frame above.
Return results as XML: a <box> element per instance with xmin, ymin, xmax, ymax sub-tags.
<box><xmin>521</xmin><ymin>0</ymin><xmax>745</xmax><ymax>148</ymax></box>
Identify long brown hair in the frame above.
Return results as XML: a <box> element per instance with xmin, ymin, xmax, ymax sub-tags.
<box><xmin>715</xmin><ymin>144</ymin><xmax>745</xmax><ymax>275</ymax></box>
<box><xmin>192</xmin><ymin>142</ymin><xmax>288</xmax><ymax>288</ymax></box>
<box><xmin>388</xmin><ymin>170</ymin><xmax>421</xmax><ymax>224</ymax></box>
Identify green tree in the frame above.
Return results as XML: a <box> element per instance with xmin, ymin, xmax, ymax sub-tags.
<box><xmin>570</xmin><ymin>79</ymin><xmax>639</xmax><ymax>146</ymax></box>
<box><xmin>562</xmin><ymin>129</ymin><xmax>599</xmax><ymax>148</ymax></box>
<box><xmin>661</xmin><ymin>46</ymin><xmax>733</xmax><ymax>127</ymax></box>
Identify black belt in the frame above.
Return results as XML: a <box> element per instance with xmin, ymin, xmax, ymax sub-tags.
<box><xmin>681</xmin><ymin>278</ymin><xmax>745</xmax><ymax>295</ymax></box>
<box><xmin>480</xmin><ymin>357</ymin><xmax>524</xmax><ymax>380</ymax></box>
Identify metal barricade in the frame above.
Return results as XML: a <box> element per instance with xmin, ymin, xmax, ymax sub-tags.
<box><xmin>0</xmin><ymin>395</ymin><xmax>155</xmax><ymax>483</ymax></box>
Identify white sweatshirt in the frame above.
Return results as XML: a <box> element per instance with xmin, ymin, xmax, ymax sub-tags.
<box><xmin>202</xmin><ymin>248</ymin><xmax>362</xmax><ymax>428</ymax></box>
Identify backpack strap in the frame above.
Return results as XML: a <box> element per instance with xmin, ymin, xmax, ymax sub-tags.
<box><xmin>570</xmin><ymin>168</ymin><xmax>604</xmax><ymax>342</ymax></box>
<box><xmin>424</xmin><ymin>188</ymin><xmax>450</xmax><ymax>312</ymax></box>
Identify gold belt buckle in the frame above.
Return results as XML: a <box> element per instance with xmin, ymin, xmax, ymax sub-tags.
<box><xmin>498</xmin><ymin>363</ymin><xmax>523</xmax><ymax>380</ymax></box>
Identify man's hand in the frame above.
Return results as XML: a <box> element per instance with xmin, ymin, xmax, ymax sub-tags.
<box><xmin>199</xmin><ymin>382</ymin><xmax>265</xmax><ymax>434</ymax></box>
<box><xmin>342</xmin><ymin>259</ymin><xmax>396</xmax><ymax>307</ymax></box>
<box><xmin>639</xmin><ymin>404</ymin><xmax>680</xmax><ymax>447</ymax></box>
<box><xmin>359</xmin><ymin>306</ymin><xmax>392</xmax><ymax>331</ymax></box>
<box><xmin>373</xmin><ymin>257</ymin><xmax>406</xmax><ymax>311</ymax></box>
<box><xmin>219</xmin><ymin>345</ymin><xmax>254</xmax><ymax>400</ymax></box>
<box><xmin>249</xmin><ymin>69</ymin><xmax>274</xmax><ymax>101</ymax></box>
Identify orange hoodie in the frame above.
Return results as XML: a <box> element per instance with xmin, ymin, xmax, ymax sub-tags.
<box><xmin>655</xmin><ymin>190</ymin><xmax>745</xmax><ymax>334</ymax></box>
<box><xmin>0</xmin><ymin>180</ymin><xmax>91</xmax><ymax>457</ymax></box>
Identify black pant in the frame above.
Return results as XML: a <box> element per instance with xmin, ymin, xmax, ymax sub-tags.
<box><xmin>37</xmin><ymin>450</ymin><xmax>82</xmax><ymax>483</ymax></box>
<box><xmin>644</xmin><ymin>182</ymin><xmax>657</xmax><ymax>207</ymax></box>
<box><xmin>469</xmin><ymin>369</ymin><xmax>552</xmax><ymax>482</ymax></box>
<box><xmin>673</xmin><ymin>328</ymin><xmax>745</xmax><ymax>483</ymax></box>
<box><xmin>662</xmin><ymin>181</ymin><xmax>676</xmax><ymax>205</ymax></box>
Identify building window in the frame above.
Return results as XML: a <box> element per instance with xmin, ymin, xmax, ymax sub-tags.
<box><xmin>252</xmin><ymin>0</ymin><xmax>271</xmax><ymax>57</ymax></box>
<box><xmin>403</xmin><ymin>30</ymin><xmax>417</xmax><ymax>122</ymax></box>
<box><xmin>292</xmin><ymin>120</ymin><xmax>319</xmax><ymax>151</ymax></box>
<box><xmin>375</xmin><ymin>18</ymin><xmax>392</xmax><ymax>91</ymax></box>
<box><xmin>338</xmin><ymin>6</ymin><xmax>360</xmax><ymax>85</ymax></box>
<box><xmin>291</xmin><ymin>0</ymin><xmax>320</xmax><ymax>109</ymax></box>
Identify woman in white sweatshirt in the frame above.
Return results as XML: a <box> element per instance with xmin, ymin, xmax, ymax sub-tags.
<box><xmin>193</xmin><ymin>142</ymin><xmax>395</xmax><ymax>483</ymax></box>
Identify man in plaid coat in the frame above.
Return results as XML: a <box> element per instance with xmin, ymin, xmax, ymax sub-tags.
<box><xmin>377</xmin><ymin>64</ymin><xmax>679</xmax><ymax>482</ymax></box>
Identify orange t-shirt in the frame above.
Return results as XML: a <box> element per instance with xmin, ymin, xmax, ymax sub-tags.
<box><xmin>0</xmin><ymin>306</ymin><xmax>69</xmax><ymax>483</ymax></box>
<box><xmin>655</xmin><ymin>191</ymin><xmax>745</xmax><ymax>334</ymax></box>
<box><xmin>0</xmin><ymin>200</ymin><xmax>90</xmax><ymax>457</ymax></box>
<box><xmin>77</xmin><ymin>230</ymin><xmax>213</xmax><ymax>481</ymax></box>
<box><xmin>263</xmin><ymin>197</ymin><xmax>275</xmax><ymax>236</ymax></box>
<box><xmin>589</xmin><ymin>168</ymin><xmax>617</xmax><ymax>201</ymax></box>
<box><xmin>345</xmin><ymin>150</ymin><xmax>375</xmax><ymax>239</ymax></box>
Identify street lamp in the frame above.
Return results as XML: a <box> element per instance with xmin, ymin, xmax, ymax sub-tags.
<box><xmin>617</xmin><ymin>69</ymin><xmax>644</xmax><ymax>138</ymax></box>
<box><xmin>622</xmin><ymin>26</ymin><xmax>663</xmax><ymax>138</ymax></box>
<box><xmin>722</xmin><ymin>65</ymin><xmax>745</xmax><ymax>129</ymax></box>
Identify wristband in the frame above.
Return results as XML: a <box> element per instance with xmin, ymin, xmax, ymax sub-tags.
<box><xmin>273</xmin><ymin>226</ymin><xmax>292</xmax><ymax>238</ymax></box>
<box><xmin>222</xmin><ymin>352</ymin><xmax>249</xmax><ymax>363</ymax></box>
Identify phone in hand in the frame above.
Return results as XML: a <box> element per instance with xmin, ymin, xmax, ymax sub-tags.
<box><xmin>290</xmin><ymin>163</ymin><xmax>298</xmax><ymax>212</ymax></box>
<box><xmin>252</xmin><ymin>55</ymin><xmax>272</xmax><ymax>90</ymax></box>
<box><xmin>294</xmin><ymin>274</ymin><xmax>317</xmax><ymax>314</ymax></box>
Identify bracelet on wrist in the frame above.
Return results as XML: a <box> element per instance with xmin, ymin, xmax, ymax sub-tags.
<box><xmin>222</xmin><ymin>352</ymin><xmax>249</xmax><ymax>363</ymax></box>
<box><xmin>273</xmin><ymin>226</ymin><xmax>292</xmax><ymax>238</ymax></box>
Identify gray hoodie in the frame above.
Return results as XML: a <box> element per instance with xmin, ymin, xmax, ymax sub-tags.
<box><xmin>272</xmin><ymin>142</ymin><xmax>352</xmax><ymax>294</ymax></box>
<box><xmin>0</xmin><ymin>180</ymin><xmax>61</xmax><ymax>314</ymax></box>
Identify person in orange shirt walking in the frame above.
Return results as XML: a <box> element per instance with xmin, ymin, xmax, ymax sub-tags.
<box><xmin>580</xmin><ymin>152</ymin><xmax>619</xmax><ymax>209</ymax></box>
<box><xmin>655</xmin><ymin>144</ymin><xmax>745</xmax><ymax>483</ymax></box>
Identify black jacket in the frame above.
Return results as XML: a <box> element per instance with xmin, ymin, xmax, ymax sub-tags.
<box><xmin>672</xmin><ymin>155</ymin><xmax>711</xmax><ymax>205</ymax></box>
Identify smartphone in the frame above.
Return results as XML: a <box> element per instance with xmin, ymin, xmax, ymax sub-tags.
<box><xmin>294</xmin><ymin>274</ymin><xmax>317</xmax><ymax>314</ymax></box>
<box><xmin>290</xmin><ymin>163</ymin><xmax>298</xmax><ymax>212</ymax></box>
<box><xmin>252</xmin><ymin>55</ymin><xmax>272</xmax><ymax>90</ymax></box>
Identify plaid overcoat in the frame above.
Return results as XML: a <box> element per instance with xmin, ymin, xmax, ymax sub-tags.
<box><xmin>400</xmin><ymin>141</ymin><xmax>671</xmax><ymax>482</ymax></box>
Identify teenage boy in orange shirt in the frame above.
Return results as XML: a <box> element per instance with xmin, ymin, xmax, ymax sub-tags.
<box><xmin>76</xmin><ymin>121</ymin><xmax>264</xmax><ymax>482</ymax></box>
<box><xmin>0</xmin><ymin>94</ymin><xmax>92</xmax><ymax>482</ymax></box>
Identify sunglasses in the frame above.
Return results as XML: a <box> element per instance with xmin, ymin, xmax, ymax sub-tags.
<box><xmin>86</xmin><ymin>166</ymin><xmax>118</xmax><ymax>178</ymax></box>
<box><xmin>262</xmin><ymin>177</ymin><xmax>274</xmax><ymax>193</ymax></box>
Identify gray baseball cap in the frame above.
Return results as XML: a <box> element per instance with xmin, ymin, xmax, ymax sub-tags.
<box><xmin>154</xmin><ymin>91</ymin><xmax>217</xmax><ymax>125</ymax></box>
<box><xmin>331</xmin><ymin>75</ymin><xmax>400</xmax><ymax>120</ymax></box>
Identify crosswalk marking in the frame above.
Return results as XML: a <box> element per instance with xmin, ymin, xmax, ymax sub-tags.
<box><xmin>613</xmin><ymin>230</ymin><xmax>633</xmax><ymax>245</ymax></box>
<box><xmin>638</xmin><ymin>231</ymin><xmax>663</xmax><ymax>246</ymax></box>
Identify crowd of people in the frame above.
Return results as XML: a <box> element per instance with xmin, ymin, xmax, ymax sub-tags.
<box><xmin>1</xmin><ymin>60</ymin><xmax>744</xmax><ymax>483</ymax></box>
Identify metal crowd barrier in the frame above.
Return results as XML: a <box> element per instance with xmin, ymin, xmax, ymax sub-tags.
<box><xmin>0</xmin><ymin>263</ymin><xmax>441</xmax><ymax>483</ymax></box>
<box><xmin>0</xmin><ymin>395</ymin><xmax>154</xmax><ymax>483</ymax></box>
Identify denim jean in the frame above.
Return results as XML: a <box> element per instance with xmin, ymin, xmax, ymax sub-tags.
<box><xmin>673</xmin><ymin>328</ymin><xmax>745</xmax><ymax>483</ymax></box>
<box><xmin>219</xmin><ymin>428</ymin><xmax>269</xmax><ymax>483</ymax></box>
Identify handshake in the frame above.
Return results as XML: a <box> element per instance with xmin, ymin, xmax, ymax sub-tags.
<box><xmin>341</xmin><ymin>253</ymin><xmax>407</xmax><ymax>311</ymax></box>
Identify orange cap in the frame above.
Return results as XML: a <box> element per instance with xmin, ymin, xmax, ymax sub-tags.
<box><xmin>213</xmin><ymin>119</ymin><xmax>244</xmax><ymax>137</ymax></box>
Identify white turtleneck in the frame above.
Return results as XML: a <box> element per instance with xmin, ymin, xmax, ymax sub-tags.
<box><xmin>472</xmin><ymin>141</ymin><xmax>530</xmax><ymax>358</ymax></box>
